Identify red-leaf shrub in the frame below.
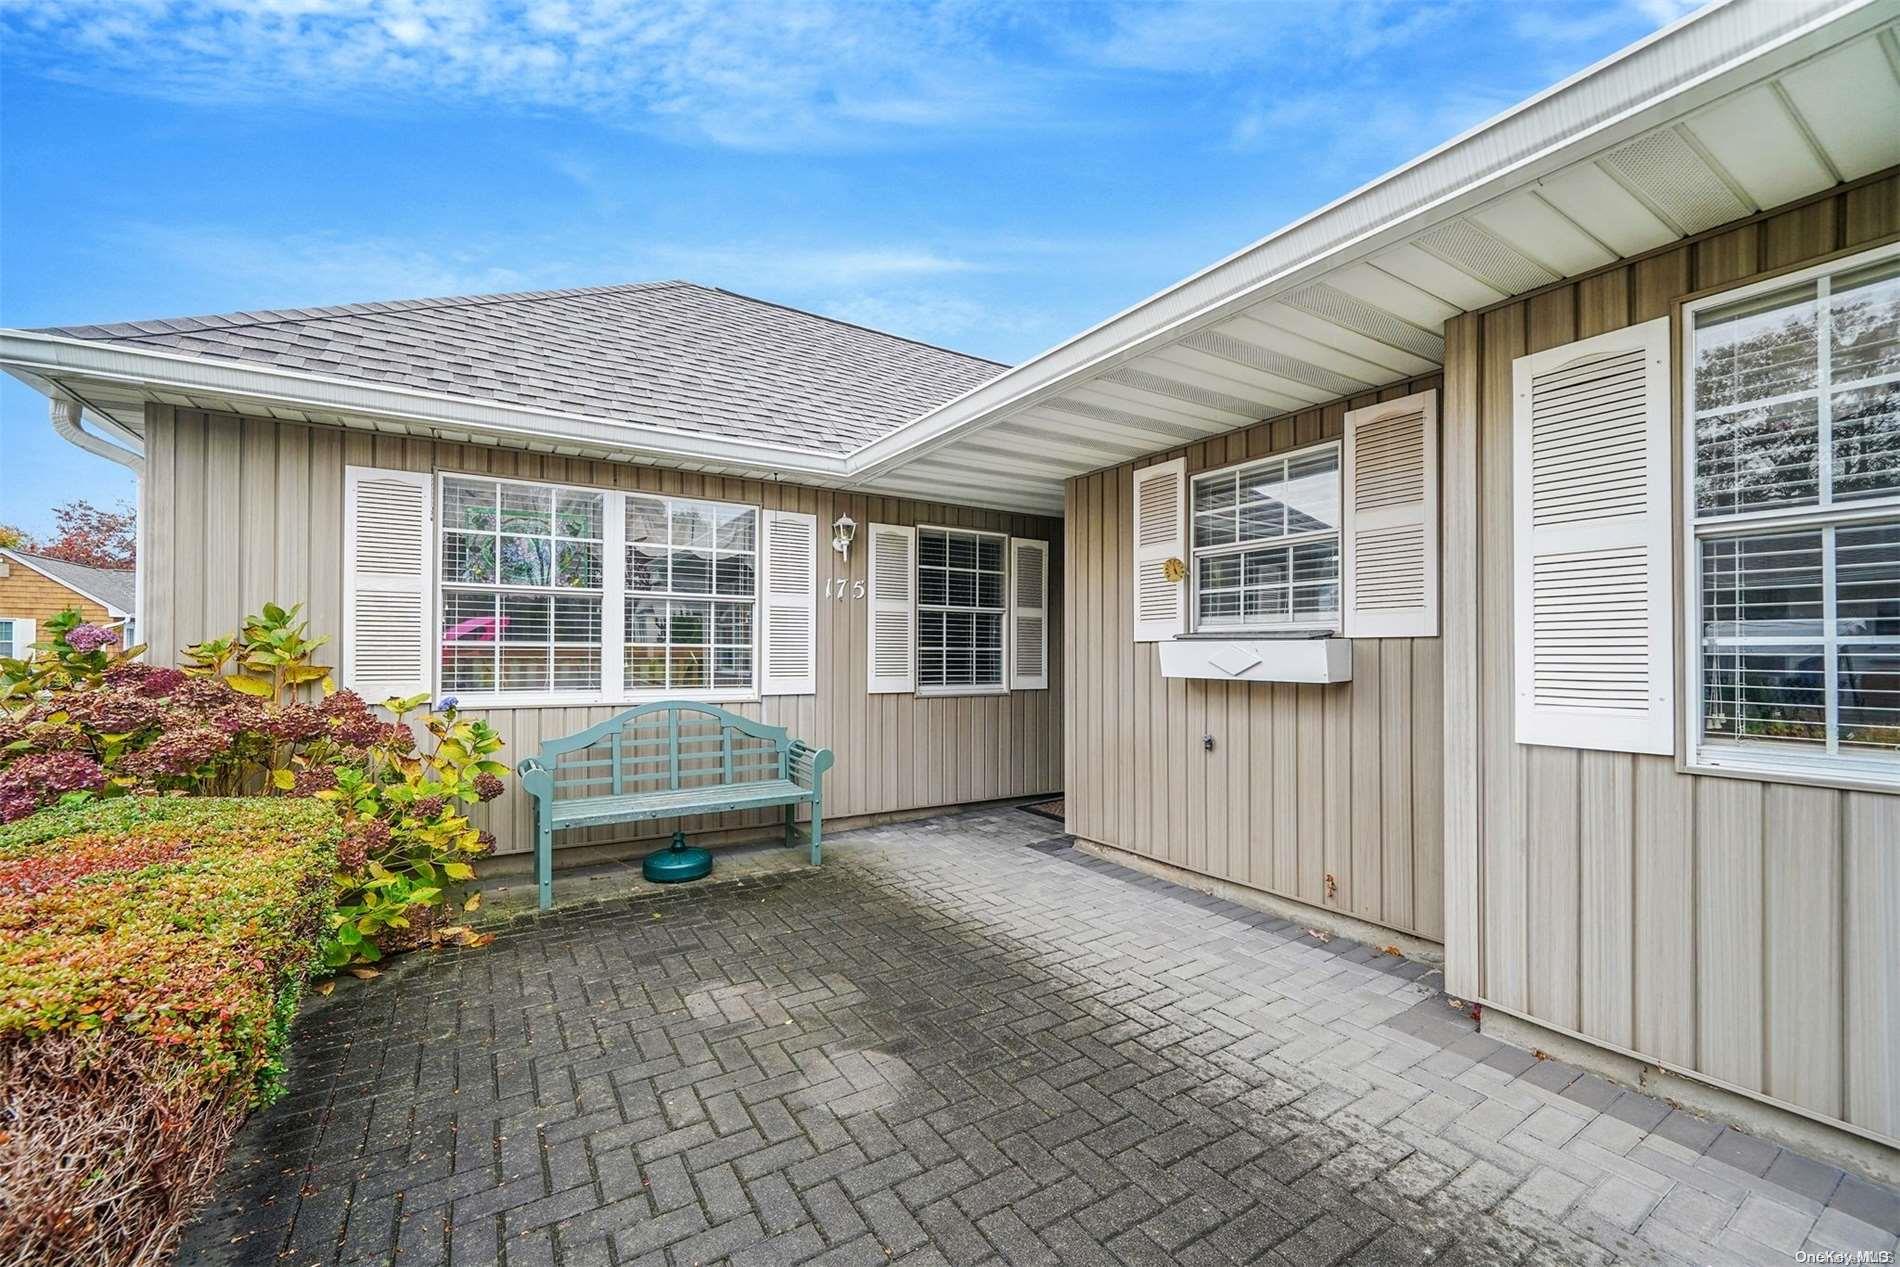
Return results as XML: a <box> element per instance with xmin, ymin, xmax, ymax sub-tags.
<box><xmin>0</xmin><ymin>797</ymin><xmax>338</xmax><ymax>1267</ymax></box>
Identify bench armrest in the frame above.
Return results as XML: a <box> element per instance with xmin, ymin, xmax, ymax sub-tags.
<box><xmin>787</xmin><ymin>741</ymin><xmax>834</xmax><ymax>795</ymax></box>
<box><xmin>517</xmin><ymin>755</ymin><xmax>554</xmax><ymax>801</ymax></box>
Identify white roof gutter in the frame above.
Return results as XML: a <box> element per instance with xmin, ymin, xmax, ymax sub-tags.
<box><xmin>847</xmin><ymin>0</ymin><xmax>1889</xmax><ymax>482</ymax></box>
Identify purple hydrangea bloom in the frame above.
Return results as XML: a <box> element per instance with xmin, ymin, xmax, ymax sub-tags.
<box><xmin>65</xmin><ymin>624</ymin><xmax>120</xmax><ymax>653</ymax></box>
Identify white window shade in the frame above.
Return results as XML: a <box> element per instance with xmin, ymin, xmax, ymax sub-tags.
<box><xmin>759</xmin><ymin>509</ymin><xmax>816</xmax><ymax>696</ymax></box>
<box><xmin>1513</xmin><ymin>317</ymin><xmax>1674</xmax><ymax>755</ymax></box>
<box><xmin>867</xmin><ymin>522</ymin><xmax>915</xmax><ymax>694</ymax></box>
<box><xmin>1132</xmin><ymin>457</ymin><xmax>1186</xmax><ymax>642</ymax></box>
<box><xmin>343</xmin><ymin>466</ymin><xmax>434</xmax><ymax>703</ymax></box>
<box><xmin>1009</xmin><ymin>537</ymin><xmax>1049</xmax><ymax>690</ymax></box>
<box><xmin>1343</xmin><ymin>389</ymin><xmax>1439</xmax><ymax>638</ymax></box>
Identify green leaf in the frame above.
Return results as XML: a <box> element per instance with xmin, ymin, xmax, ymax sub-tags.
<box><xmin>224</xmin><ymin>673</ymin><xmax>274</xmax><ymax>697</ymax></box>
<box><xmin>442</xmin><ymin>862</ymin><xmax>474</xmax><ymax>881</ymax></box>
<box><xmin>271</xmin><ymin>768</ymin><xmax>297</xmax><ymax>791</ymax></box>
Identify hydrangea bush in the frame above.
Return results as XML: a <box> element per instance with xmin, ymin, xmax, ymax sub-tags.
<box><xmin>0</xmin><ymin>605</ymin><xmax>507</xmax><ymax>965</ymax></box>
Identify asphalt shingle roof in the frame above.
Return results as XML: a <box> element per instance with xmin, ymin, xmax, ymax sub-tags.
<box><xmin>33</xmin><ymin>281</ymin><xmax>1006</xmax><ymax>457</ymax></box>
<box><xmin>3</xmin><ymin>550</ymin><xmax>136</xmax><ymax>613</ymax></box>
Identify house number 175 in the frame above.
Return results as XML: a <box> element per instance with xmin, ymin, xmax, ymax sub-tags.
<box><xmin>824</xmin><ymin>579</ymin><xmax>866</xmax><ymax>600</ymax></box>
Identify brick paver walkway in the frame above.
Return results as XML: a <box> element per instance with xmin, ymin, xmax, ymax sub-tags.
<box><xmin>181</xmin><ymin>808</ymin><xmax>1900</xmax><ymax>1267</ymax></box>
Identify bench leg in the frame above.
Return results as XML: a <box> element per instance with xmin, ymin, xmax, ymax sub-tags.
<box><xmin>808</xmin><ymin>798</ymin><xmax>823</xmax><ymax>866</ymax></box>
<box><xmin>536</xmin><ymin>805</ymin><xmax>554</xmax><ymax>911</ymax></box>
<box><xmin>784</xmin><ymin>802</ymin><xmax>796</xmax><ymax>850</ymax></box>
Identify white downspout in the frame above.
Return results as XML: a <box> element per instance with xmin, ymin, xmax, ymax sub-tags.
<box><xmin>49</xmin><ymin>396</ymin><xmax>147</xmax><ymax>651</ymax></box>
<box><xmin>50</xmin><ymin>397</ymin><xmax>143</xmax><ymax>472</ymax></box>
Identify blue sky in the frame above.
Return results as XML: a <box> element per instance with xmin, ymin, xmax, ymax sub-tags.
<box><xmin>0</xmin><ymin>0</ymin><xmax>1691</xmax><ymax>538</ymax></box>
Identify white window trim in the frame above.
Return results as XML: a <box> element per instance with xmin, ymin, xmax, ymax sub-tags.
<box><xmin>435</xmin><ymin>471</ymin><xmax>762</xmax><ymax>708</ymax></box>
<box><xmin>915</xmin><ymin>522</ymin><xmax>1011</xmax><ymax>698</ymax></box>
<box><xmin>1679</xmin><ymin>240</ymin><xmax>1900</xmax><ymax>791</ymax></box>
<box><xmin>1188</xmin><ymin>438</ymin><xmax>1344</xmax><ymax>636</ymax></box>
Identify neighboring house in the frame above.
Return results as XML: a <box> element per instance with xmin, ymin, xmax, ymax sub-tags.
<box><xmin>0</xmin><ymin>549</ymin><xmax>136</xmax><ymax>656</ymax></box>
<box><xmin>1</xmin><ymin>0</ymin><xmax>1895</xmax><ymax>1175</ymax></box>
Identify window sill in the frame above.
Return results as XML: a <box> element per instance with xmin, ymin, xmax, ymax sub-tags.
<box><xmin>916</xmin><ymin>686</ymin><xmax>1010</xmax><ymax>698</ymax></box>
<box><xmin>444</xmin><ymin>690</ymin><xmax>761</xmax><ymax>710</ymax></box>
<box><xmin>1158</xmin><ymin>637</ymin><xmax>1352</xmax><ymax>684</ymax></box>
<box><xmin>1688</xmin><ymin>741</ymin><xmax>1900</xmax><ymax>794</ymax></box>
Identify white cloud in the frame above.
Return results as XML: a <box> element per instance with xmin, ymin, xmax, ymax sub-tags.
<box><xmin>815</xmin><ymin>290</ymin><xmax>1042</xmax><ymax>347</ymax></box>
<box><xmin>113</xmin><ymin>222</ymin><xmax>995</xmax><ymax>314</ymax></box>
<box><xmin>1</xmin><ymin>0</ymin><xmax>1056</xmax><ymax>151</ymax></box>
<box><xmin>1069</xmin><ymin>0</ymin><xmax>1484</xmax><ymax>76</ymax></box>
<box><xmin>2</xmin><ymin>0</ymin><xmax>1696</xmax><ymax>155</ymax></box>
<box><xmin>646</xmin><ymin>243</ymin><xmax>984</xmax><ymax>290</ymax></box>
<box><xmin>119</xmin><ymin>225</ymin><xmax>551</xmax><ymax>308</ymax></box>
<box><xmin>1508</xmin><ymin>0</ymin><xmax>1703</xmax><ymax>52</ymax></box>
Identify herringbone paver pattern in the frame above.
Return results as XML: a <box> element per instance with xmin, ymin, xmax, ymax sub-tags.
<box><xmin>179</xmin><ymin>809</ymin><xmax>1900</xmax><ymax>1267</ymax></box>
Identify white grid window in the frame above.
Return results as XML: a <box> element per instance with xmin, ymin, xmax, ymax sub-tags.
<box><xmin>625</xmin><ymin>495</ymin><xmax>758</xmax><ymax>692</ymax></box>
<box><xmin>917</xmin><ymin>527</ymin><xmax>1005</xmax><ymax>689</ymax></box>
<box><xmin>1688</xmin><ymin>245</ymin><xmax>1900</xmax><ymax>784</ymax></box>
<box><xmin>435</xmin><ymin>477</ymin><xmax>760</xmax><ymax>701</ymax></box>
<box><xmin>1190</xmin><ymin>444</ymin><xmax>1341</xmax><ymax>630</ymax></box>
<box><xmin>0</xmin><ymin>620</ymin><xmax>15</xmax><ymax>659</ymax></box>
<box><xmin>440</xmin><ymin>477</ymin><xmax>604</xmax><ymax>694</ymax></box>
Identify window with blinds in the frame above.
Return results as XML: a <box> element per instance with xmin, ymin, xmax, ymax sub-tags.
<box><xmin>439</xmin><ymin>476</ymin><xmax>605</xmax><ymax>695</ymax></box>
<box><xmin>434</xmin><ymin>474</ymin><xmax>768</xmax><ymax>702</ymax></box>
<box><xmin>625</xmin><ymin>495</ymin><xmax>758</xmax><ymax>692</ymax></box>
<box><xmin>1189</xmin><ymin>442</ymin><xmax>1341</xmax><ymax>631</ymax></box>
<box><xmin>916</xmin><ymin>526</ymin><xmax>1006</xmax><ymax>690</ymax></box>
<box><xmin>1688</xmin><ymin>243</ymin><xmax>1900</xmax><ymax>783</ymax></box>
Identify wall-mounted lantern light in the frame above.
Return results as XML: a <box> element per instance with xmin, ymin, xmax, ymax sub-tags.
<box><xmin>832</xmin><ymin>513</ymin><xmax>858</xmax><ymax>562</ymax></box>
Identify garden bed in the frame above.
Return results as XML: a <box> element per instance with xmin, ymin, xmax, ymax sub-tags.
<box><xmin>0</xmin><ymin>797</ymin><xmax>338</xmax><ymax>1267</ymax></box>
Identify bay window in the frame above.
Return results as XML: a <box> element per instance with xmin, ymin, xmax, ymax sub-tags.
<box><xmin>1687</xmin><ymin>244</ymin><xmax>1900</xmax><ymax>783</ymax></box>
<box><xmin>1190</xmin><ymin>443</ymin><xmax>1341</xmax><ymax>631</ymax></box>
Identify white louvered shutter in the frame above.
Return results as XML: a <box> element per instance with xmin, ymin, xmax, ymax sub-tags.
<box><xmin>1343</xmin><ymin>389</ymin><xmax>1439</xmax><ymax>638</ymax></box>
<box><xmin>867</xmin><ymin>523</ymin><xmax>915</xmax><ymax>694</ymax></box>
<box><xmin>1513</xmin><ymin>317</ymin><xmax>1674</xmax><ymax>754</ymax></box>
<box><xmin>342</xmin><ymin>466</ymin><xmax>434</xmax><ymax>702</ymax></box>
<box><xmin>760</xmin><ymin>509</ymin><xmax>817</xmax><ymax>696</ymax></box>
<box><xmin>1132</xmin><ymin>457</ymin><xmax>1186</xmax><ymax>642</ymax></box>
<box><xmin>1008</xmin><ymin>537</ymin><xmax>1049</xmax><ymax>690</ymax></box>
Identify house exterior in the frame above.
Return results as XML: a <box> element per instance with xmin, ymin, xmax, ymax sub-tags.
<box><xmin>0</xmin><ymin>549</ymin><xmax>136</xmax><ymax>656</ymax></box>
<box><xmin>2</xmin><ymin>0</ymin><xmax>1895</xmax><ymax>1176</ymax></box>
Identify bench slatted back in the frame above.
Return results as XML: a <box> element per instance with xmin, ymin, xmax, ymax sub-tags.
<box><xmin>542</xmin><ymin>703</ymin><xmax>791</xmax><ymax>801</ymax></box>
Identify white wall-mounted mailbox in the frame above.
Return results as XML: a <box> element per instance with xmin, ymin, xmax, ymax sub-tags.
<box><xmin>1157</xmin><ymin>638</ymin><xmax>1353</xmax><ymax>685</ymax></box>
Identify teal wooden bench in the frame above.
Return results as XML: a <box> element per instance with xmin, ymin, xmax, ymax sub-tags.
<box><xmin>515</xmin><ymin>702</ymin><xmax>834</xmax><ymax>910</ymax></box>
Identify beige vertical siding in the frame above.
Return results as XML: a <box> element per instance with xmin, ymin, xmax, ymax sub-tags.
<box><xmin>1442</xmin><ymin>171</ymin><xmax>1900</xmax><ymax>1147</ymax></box>
<box><xmin>143</xmin><ymin>407</ymin><xmax>1063</xmax><ymax>857</ymax></box>
<box><xmin>1063</xmin><ymin>373</ymin><xmax>1447</xmax><ymax>942</ymax></box>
